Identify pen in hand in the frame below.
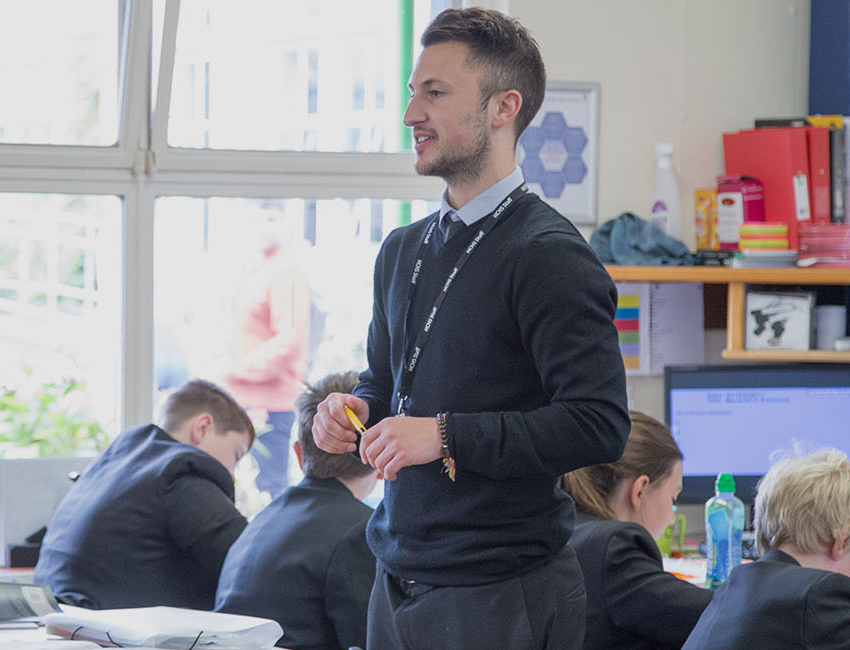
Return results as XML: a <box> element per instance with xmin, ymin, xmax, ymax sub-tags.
<box><xmin>343</xmin><ymin>405</ymin><xmax>381</xmax><ymax>477</ymax></box>
<box><xmin>343</xmin><ymin>405</ymin><xmax>367</xmax><ymax>444</ymax></box>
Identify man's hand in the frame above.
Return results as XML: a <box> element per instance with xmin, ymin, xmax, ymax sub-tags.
<box><xmin>360</xmin><ymin>417</ymin><xmax>442</xmax><ymax>481</ymax></box>
<box><xmin>312</xmin><ymin>393</ymin><xmax>369</xmax><ymax>454</ymax></box>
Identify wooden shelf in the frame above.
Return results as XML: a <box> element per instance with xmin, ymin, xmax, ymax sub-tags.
<box><xmin>605</xmin><ymin>265</ymin><xmax>850</xmax><ymax>285</ymax></box>
<box><xmin>721</xmin><ymin>348</ymin><xmax>850</xmax><ymax>362</ymax></box>
<box><xmin>604</xmin><ymin>265</ymin><xmax>850</xmax><ymax>364</ymax></box>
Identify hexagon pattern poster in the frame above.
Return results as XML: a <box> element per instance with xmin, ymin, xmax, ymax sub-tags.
<box><xmin>517</xmin><ymin>82</ymin><xmax>599</xmax><ymax>225</ymax></box>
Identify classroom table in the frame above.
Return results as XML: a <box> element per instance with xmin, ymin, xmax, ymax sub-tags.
<box><xmin>663</xmin><ymin>555</ymin><xmax>708</xmax><ymax>587</ymax></box>
<box><xmin>0</xmin><ymin>625</ymin><xmax>299</xmax><ymax>649</ymax></box>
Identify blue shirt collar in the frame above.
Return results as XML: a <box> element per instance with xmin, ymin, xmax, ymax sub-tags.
<box><xmin>439</xmin><ymin>167</ymin><xmax>525</xmax><ymax>226</ymax></box>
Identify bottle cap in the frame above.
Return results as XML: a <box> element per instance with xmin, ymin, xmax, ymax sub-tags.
<box><xmin>655</xmin><ymin>142</ymin><xmax>674</xmax><ymax>157</ymax></box>
<box><xmin>715</xmin><ymin>472</ymin><xmax>736</xmax><ymax>493</ymax></box>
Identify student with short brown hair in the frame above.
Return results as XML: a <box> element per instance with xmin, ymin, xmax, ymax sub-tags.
<box><xmin>35</xmin><ymin>379</ymin><xmax>253</xmax><ymax>610</ymax></box>
<box><xmin>216</xmin><ymin>371</ymin><xmax>378</xmax><ymax>650</ymax></box>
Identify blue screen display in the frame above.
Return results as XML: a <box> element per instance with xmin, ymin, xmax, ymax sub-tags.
<box><xmin>665</xmin><ymin>364</ymin><xmax>850</xmax><ymax>504</ymax></box>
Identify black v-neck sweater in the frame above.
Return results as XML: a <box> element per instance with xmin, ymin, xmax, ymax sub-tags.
<box><xmin>354</xmin><ymin>191</ymin><xmax>629</xmax><ymax>586</ymax></box>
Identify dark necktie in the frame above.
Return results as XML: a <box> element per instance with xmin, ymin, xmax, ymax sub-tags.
<box><xmin>441</xmin><ymin>214</ymin><xmax>465</xmax><ymax>243</ymax></box>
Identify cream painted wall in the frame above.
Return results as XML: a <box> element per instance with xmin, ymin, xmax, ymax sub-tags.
<box><xmin>510</xmin><ymin>0</ymin><xmax>811</xmax><ymax>420</ymax></box>
<box><xmin>511</xmin><ymin>0</ymin><xmax>810</xmax><ymax>245</ymax></box>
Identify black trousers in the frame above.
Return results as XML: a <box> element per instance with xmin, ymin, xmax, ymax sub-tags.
<box><xmin>366</xmin><ymin>545</ymin><xmax>586</xmax><ymax>650</ymax></box>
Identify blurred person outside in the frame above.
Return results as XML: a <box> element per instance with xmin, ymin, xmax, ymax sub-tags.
<box><xmin>226</xmin><ymin>215</ymin><xmax>311</xmax><ymax>498</ymax></box>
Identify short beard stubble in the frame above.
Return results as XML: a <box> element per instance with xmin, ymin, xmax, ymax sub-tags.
<box><xmin>417</xmin><ymin>110</ymin><xmax>491</xmax><ymax>187</ymax></box>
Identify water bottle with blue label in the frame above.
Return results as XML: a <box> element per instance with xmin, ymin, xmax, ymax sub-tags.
<box><xmin>705</xmin><ymin>472</ymin><xmax>744</xmax><ymax>589</ymax></box>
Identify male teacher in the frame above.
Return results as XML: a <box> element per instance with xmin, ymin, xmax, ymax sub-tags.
<box><xmin>312</xmin><ymin>8</ymin><xmax>629</xmax><ymax>650</ymax></box>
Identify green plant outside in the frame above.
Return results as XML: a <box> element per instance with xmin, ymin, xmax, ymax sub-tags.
<box><xmin>0</xmin><ymin>379</ymin><xmax>110</xmax><ymax>456</ymax></box>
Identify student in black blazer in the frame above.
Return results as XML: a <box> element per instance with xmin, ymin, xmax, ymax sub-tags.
<box><xmin>35</xmin><ymin>379</ymin><xmax>254</xmax><ymax>610</ymax></box>
<box><xmin>683</xmin><ymin>448</ymin><xmax>850</xmax><ymax>650</ymax></box>
<box><xmin>562</xmin><ymin>411</ymin><xmax>712</xmax><ymax>650</ymax></box>
<box><xmin>216</xmin><ymin>371</ymin><xmax>379</xmax><ymax>650</ymax></box>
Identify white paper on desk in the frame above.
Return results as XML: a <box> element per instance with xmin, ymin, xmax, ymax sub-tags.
<box><xmin>0</xmin><ymin>642</ymin><xmax>102</xmax><ymax>649</ymax></box>
<box><xmin>44</xmin><ymin>605</ymin><xmax>284</xmax><ymax>649</ymax></box>
<box><xmin>0</xmin><ymin>582</ymin><xmax>61</xmax><ymax>620</ymax></box>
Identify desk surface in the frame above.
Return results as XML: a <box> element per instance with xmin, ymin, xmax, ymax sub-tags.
<box><xmin>663</xmin><ymin>556</ymin><xmax>707</xmax><ymax>587</ymax></box>
<box><xmin>0</xmin><ymin>625</ymin><xmax>87</xmax><ymax>646</ymax></box>
<box><xmin>0</xmin><ymin>567</ymin><xmax>35</xmax><ymax>584</ymax></box>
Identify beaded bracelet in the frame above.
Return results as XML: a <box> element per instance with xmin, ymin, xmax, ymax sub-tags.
<box><xmin>436</xmin><ymin>412</ymin><xmax>456</xmax><ymax>482</ymax></box>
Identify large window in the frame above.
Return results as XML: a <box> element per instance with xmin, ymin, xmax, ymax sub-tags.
<box><xmin>153</xmin><ymin>195</ymin><xmax>434</xmax><ymax>506</ymax></box>
<box><xmin>0</xmin><ymin>0</ymin><xmax>445</xmax><ymax>508</ymax></box>
<box><xmin>167</xmin><ymin>0</ymin><xmax>420</xmax><ymax>152</ymax></box>
<box><xmin>0</xmin><ymin>194</ymin><xmax>122</xmax><ymax>455</ymax></box>
<box><xmin>0</xmin><ymin>1</ymin><xmax>121</xmax><ymax>146</ymax></box>
<box><xmin>153</xmin><ymin>196</ymin><xmax>434</xmax><ymax>393</ymax></box>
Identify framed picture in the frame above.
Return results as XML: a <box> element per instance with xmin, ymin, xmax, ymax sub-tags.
<box><xmin>745</xmin><ymin>291</ymin><xmax>815</xmax><ymax>351</ymax></box>
<box><xmin>517</xmin><ymin>81</ymin><xmax>599</xmax><ymax>225</ymax></box>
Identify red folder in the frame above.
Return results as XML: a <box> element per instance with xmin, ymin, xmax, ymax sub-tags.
<box><xmin>723</xmin><ymin>128</ymin><xmax>812</xmax><ymax>249</ymax></box>
<box><xmin>805</xmin><ymin>126</ymin><xmax>832</xmax><ymax>224</ymax></box>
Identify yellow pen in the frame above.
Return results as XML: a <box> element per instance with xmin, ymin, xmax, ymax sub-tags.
<box><xmin>343</xmin><ymin>405</ymin><xmax>367</xmax><ymax>441</ymax></box>
<box><xmin>345</xmin><ymin>405</ymin><xmax>382</xmax><ymax>478</ymax></box>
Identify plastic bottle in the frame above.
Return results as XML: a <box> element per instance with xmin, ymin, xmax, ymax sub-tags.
<box><xmin>730</xmin><ymin>488</ymin><xmax>745</xmax><ymax>568</ymax></box>
<box><xmin>650</xmin><ymin>142</ymin><xmax>683</xmax><ymax>240</ymax></box>
<box><xmin>704</xmin><ymin>472</ymin><xmax>745</xmax><ymax>589</ymax></box>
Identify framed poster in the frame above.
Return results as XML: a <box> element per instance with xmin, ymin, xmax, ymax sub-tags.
<box><xmin>745</xmin><ymin>291</ymin><xmax>815</xmax><ymax>351</ymax></box>
<box><xmin>517</xmin><ymin>82</ymin><xmax>599</xmax><ymax>225</ymax></box>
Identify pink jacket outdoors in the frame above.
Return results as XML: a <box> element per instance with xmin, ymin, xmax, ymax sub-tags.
<box><xmin>227</xmin><ymin>256</ymin><xmax>311</xmax><ymax>413</ymax></box>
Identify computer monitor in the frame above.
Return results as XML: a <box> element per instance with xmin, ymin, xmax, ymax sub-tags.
<box><xmin>664</xmin><ymin>363</ymin><xmax>850</xmax><ymax>505</ymax></box>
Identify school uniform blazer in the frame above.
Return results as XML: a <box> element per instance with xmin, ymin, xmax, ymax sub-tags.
<box><xmin>215</xmin><ymin>477</ymin><xmax>375</xmax><ymax>650</ymax></box>
<box><xmin>34</xmin><ymin>424</ymin><xmax>246</xmax><ymax>609</ymax></box>
<box><xmin>682</xmin><ymin>549</ymin><xmax>850</xmax><ymax>650</ymax></box>
<box><xmin>569</xmin><ymin>513</ymin><xmax>713</xmax><ymax>650</ymax></box>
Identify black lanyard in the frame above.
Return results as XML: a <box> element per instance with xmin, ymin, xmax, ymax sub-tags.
<box><xmin>396</xmin><ymin>183</ymin><xmax>528</xmax><ymax>415</ymax></box>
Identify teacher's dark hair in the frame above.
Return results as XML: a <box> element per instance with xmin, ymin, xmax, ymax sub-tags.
<box><xmin>422</xmin><ymin>7</ymin><xmax>546</xmax><ymax>141</ymax></box>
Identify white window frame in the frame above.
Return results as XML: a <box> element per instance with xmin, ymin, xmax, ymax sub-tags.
<box><xmin>0</xmin><ymin>0</ymin><xmax>442</xmax><ymax>427</ymax></box>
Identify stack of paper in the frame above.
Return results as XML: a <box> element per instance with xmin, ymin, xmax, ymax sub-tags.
<box><xmin>44</xmin><ymin>605</ymin><xmax>284</xmax><ymax>649</ymax></box>
<box><xmin>731</xmin><ymin>249</ymin><xmax>798</xmax><ymax>268</ymax></box>
<box><xmin>0</xmin><ymin>643</ymin><xmax>102</xmax><ymax>649</ymax></box>
<box><xmin>0</xmin><ymin>582</ymin><xmax>61</xmax><ymax>621</ymax></box>
<box><xmin>798</xmin><ymin>223</ymin><xmax>850</xmax><ymax>267</ymax></box>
